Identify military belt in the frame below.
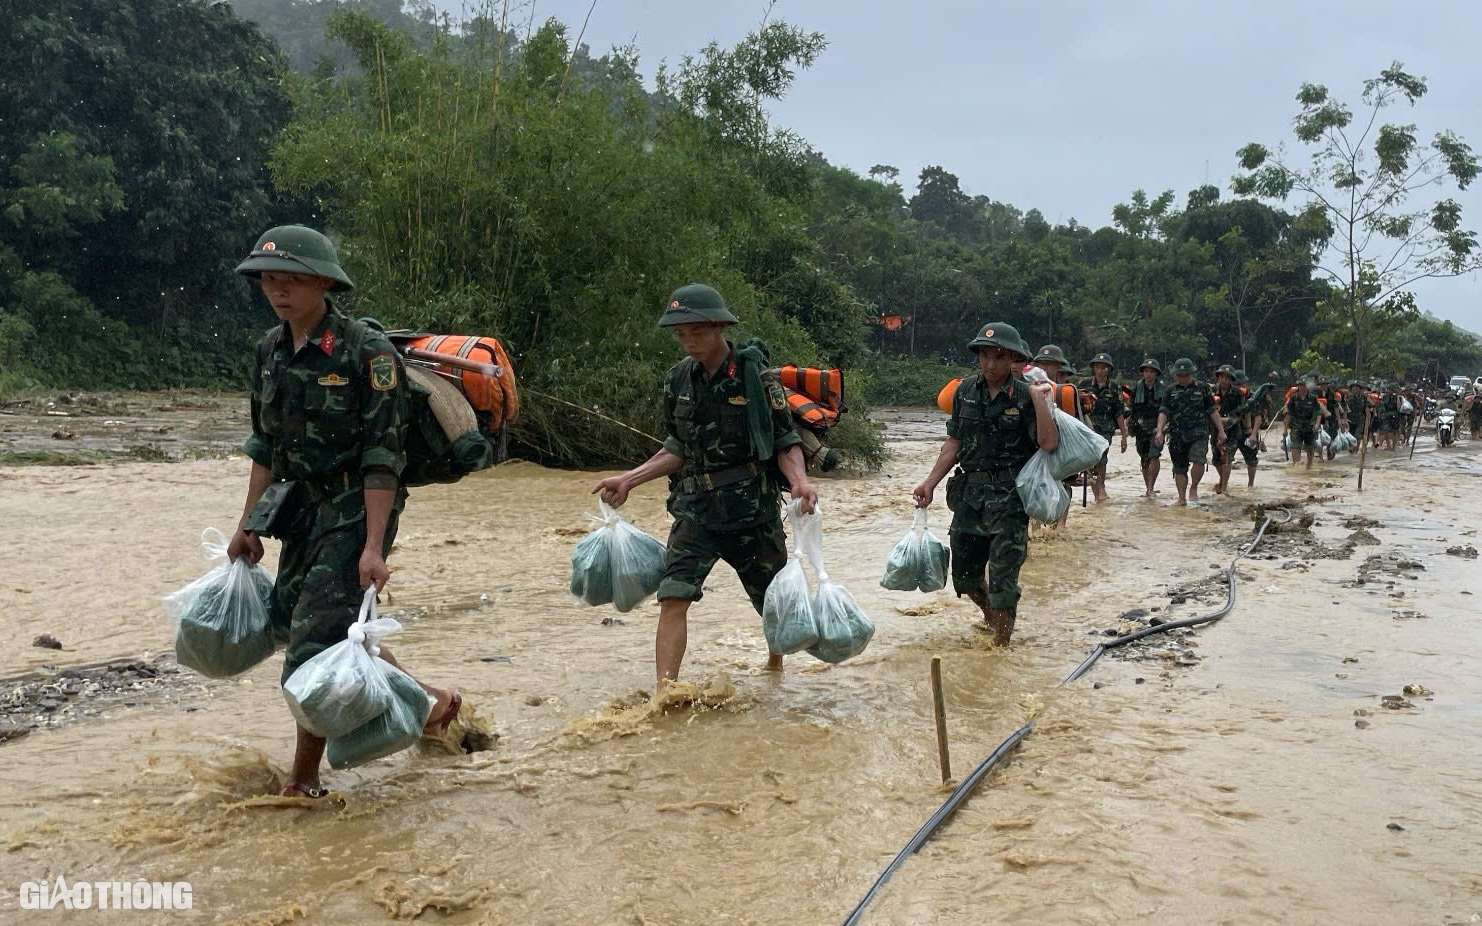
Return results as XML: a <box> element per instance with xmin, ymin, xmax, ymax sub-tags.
<box><xmin>676</xmin><ymin>461</ymin><xmax>762</xmax><ymax>495</ymax></box>
<box><xmin>959</xmin><ymin>467</ymin><xmax>1016</xmax><ymax>483</ymax></box>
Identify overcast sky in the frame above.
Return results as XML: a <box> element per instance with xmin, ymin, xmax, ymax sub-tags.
<box><xmin>436</xmin><ymin>0</ymin><xmax>1482</xmax><ymax>333</ymax></box>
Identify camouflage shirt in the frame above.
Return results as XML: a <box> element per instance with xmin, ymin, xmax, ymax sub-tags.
<box><xmin>1287</xmin><ymin>392</ymin><xmax>1323</xmax><ymax>431</ymax></box>
<box><xmin>1214</xmin><ymin>385</ymin><xmax>1249</xmax><ymax>430</ymax></box>
<box><xmin>1080</xmin><ymin>377</ymin><xmax>1126</xmax><ymax>433</ymax></box>
<box><xmin>1128</xmin><ymin>379</ymin><xmax>1165</xmax><ymax>433</ymax></box>
<box><xmin>662</xmin><ymin>343</ymin><xmax>801</xmax><ymax>531</ymax></box>
<box><xmin>1159</xmin><ymin>381</ymin><xmax>1216</xmax><ymax>439</ymax></box>
<box><xmin>244</xmin><ymin>303</ymin><xmax>410</xmax><ymax>527</ymax></box>
<box><xmin>945</xmin><ymin>375</ymin><xmax>1042</xmax><ymax>536</ymax></box>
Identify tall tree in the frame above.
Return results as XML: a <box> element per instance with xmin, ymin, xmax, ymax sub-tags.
<box><xmin>1233</xmin><ymin>62</ymin><xmax>1481</xmax><ymax>374</ymax></box>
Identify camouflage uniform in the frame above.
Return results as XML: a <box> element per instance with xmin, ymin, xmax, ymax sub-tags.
<box><xmin>654</xmin><ymin>342</ymin><xmax>801</xmax><ymax>611</ymax></box>
<box><xmin>1080</xmin><ymin>375</ymin><xmax>1125</xmax><ymax>466</ymax></box>
<box><xmin>1159</xmin><ymin>380</ymin><xmax>1215</xmax><ymax>475</ymax></box>
<box><xmin>1128</xmin><ymin>377</ymin><xmax>1166</xmax><ymax>463</ymax></box>
<box><xmin>1376</xmin><ymin>391</ymin><xmax>1401</xmax><ymax>434</ymax></box>
<box><xmin>243</xmin><ymin>304</ymin><xmax>410</xmax><ymax>683</ymax></box>
<box><xmin>1287</xmin><ymin>391</ymin><xmax>1322</xmax><ymax>449</ymax></box>
<box><xmin>945</xmin><ymin>375</ymin><xmax>1042</xmax><ymax>609</ymax></box>
<box><xmin>1214</xmin><ymin>383</ymin><xmax>1256</xmax><ymax>467</ymax></box>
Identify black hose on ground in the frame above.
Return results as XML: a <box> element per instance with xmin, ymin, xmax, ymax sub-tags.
<box><xmin>840</xmin><ymin>506</ymin><xmax>1291</xmax><ymax>924</ymax></box>
<box><xmin>1063</xmin><ymin>506</ymin><xmax>1292</xmax><ymax>684</ymax></box>
<box><xmin>840</xmin><ymin>721</ymin><xmax>1035</xmax><ymax>926</ymax></box>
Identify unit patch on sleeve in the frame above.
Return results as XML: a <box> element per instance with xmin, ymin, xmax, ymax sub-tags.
<box><xmin>368</xmin><ymin>354</ymin><xmax>398</xmax><ymax>392</ymax></box>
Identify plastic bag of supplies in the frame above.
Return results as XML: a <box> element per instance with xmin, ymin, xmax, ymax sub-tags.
<box><xmin>163</xmin><ymin>528</ymin><xmax>277</xmax><ymax>679</ymax></box>
<box><xmin>282</xmin><ymin>589</ymin><xmax>400</xmax><ymax>739</ymax></box>
<box><xmin>1020</xmin><ymin>365</ymin><xmax>1108</xmax><ymax>479</ymax></box>
<box><xmin>762</xmin><ymin>500</ymin><xmax>822</xmax><ymax>655</ymax></box>
<box><xmin>1015</xmin><ymin>451</ymin><xmax>1071</xmax><ymax>525</ymax></box>
<box><xmin>326</xmin><ymin>661</ymin><xmax>433</xmax><ymax>769</ymax></box>
<box><xmin>1318</xmin><ymin>428</ymin><xmax>1333</xmax><ymax>448</ymax></box>
<box><xmin>801</xmin><ymin>503</ymin><xmax>875</xmax><ymax>664</ymax></box>
<box><xmin>879</xmin><ymin>507</ymin><xmax>950</xmax><ymax>593</ymax></box>
<box><xmin>569</xmin><ymin>501</ymin><xmax>667</xmax><ymax>613</ymax></box>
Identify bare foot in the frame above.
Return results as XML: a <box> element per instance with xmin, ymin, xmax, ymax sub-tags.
<box><xmin>280</xmin><ymin>780</ymin><xmax>327</xmax><ymax>799</ymax></box>
<box><xmin>765</xmin><ymin>653</ymin><xmax>783</xmax><ymax>671</ymax></box>
<box><xmin>1172</xmin><ymin>499</ymin><xmax>1187</xmax><ymax>507</ymax></box>
<box><xmin>422</xmin><ymin>690</ymin><xmax>461</xmax><ymax>735</ymax></box>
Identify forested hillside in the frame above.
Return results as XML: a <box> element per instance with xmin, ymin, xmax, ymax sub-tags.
<box><xmin>4</xmin><ymin>0</ymin><xmax>1480</xmax><ymax>464</ymax></box>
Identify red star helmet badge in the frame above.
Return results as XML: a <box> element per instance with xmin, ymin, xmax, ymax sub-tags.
<box><xmin>321</xmin><ymin>330</ymin><xmax>335</xmax><ymax>355</ymax></box>
<box><xmin>983</xmin><ymin>328</ymin><xmax>993</xmax><ymax>337</ymax></box>
<box><xmin>263</xmin><ymin>241</ymin><xmax>276</xmax><ymax>251</ymax></box>
<box><xmin>668</xmin><ymin>300</ymin><xmax>680</xmax><ymax>310</ymax></box>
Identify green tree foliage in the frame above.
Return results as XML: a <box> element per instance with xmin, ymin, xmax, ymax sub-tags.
<box><xmin>1233</xmin><ymin>62</ymin><xmax>1482</xmax><ymax>375</ymax></box>
<box><xmin>227</xmin><ymin>0</ymin><xmax>438</xmax><ymax>74</ymax></box>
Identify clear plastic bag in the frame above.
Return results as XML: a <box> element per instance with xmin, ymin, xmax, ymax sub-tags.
<box><xmin>1318</xmin><ymin>428</ymin><xmax>1333</xmax><ymax>448</ymax></box>
<box><xmin>1015</xmin><ymin>451</ymin><xmax>1071</xmax><ymax>525</ymax></box>
<box><xmin>325</xmin><ymin>661</ymin><xmax>433</xmax><ymax>770</ymax></box>
<box><xmin>163</xmin><ymin>528</ymin><xmax>277</xmax><ymax>679</ymax></box>
<box><xmin>569</xmin><ymin>501</ymin><xmax>667</xmax><ymax>613</ymax></box>
<box><xmin>798</xmin><ymin>503</ymin><xmax>875</xmax><ymax>664</ymax></box>
<box><xmin>880</xmin><ymin>508</ymin><xmax>950</xmax><ymax>593</ymax></box>
<box><xmin>282</xmin><ymin>588</ymin><xmax>399</xmax><ymax>739</ymax></box>
<box><xmin>1021</xmin><ymin>364</ymin><xmax>1109</xmax><ymax>478</ymax></box>
<box><xmin>762</xmin><ymin>501</ymin><xmax>821</xmax><ymax>655</ymax></box>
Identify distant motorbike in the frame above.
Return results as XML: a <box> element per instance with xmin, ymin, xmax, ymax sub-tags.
<box><xmin>1436</xmin><ymin>407</ymin><xmax>1457</xmax><ymax>448</ymax></box>
<box><xmin>1423</xmin><ymin>397</ymin><xmax>1439</xmax><ymax>422</ymax></box>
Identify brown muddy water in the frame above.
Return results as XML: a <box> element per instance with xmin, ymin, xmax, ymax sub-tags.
<box><xmin>1</xmin><ymin>401</ymin><xmax>1480</xmax><ymax>924</ymax></box>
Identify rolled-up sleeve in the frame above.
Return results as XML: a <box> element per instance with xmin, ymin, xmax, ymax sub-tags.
<box><xmin>358</xmin><ymin>334</ymin><xmax>409</xmax><ymax>485</ymax></box>
<box><xmin>243</xmin><ymin>341</ymin><xmax>274</xmax><ymax>468</ymax></box>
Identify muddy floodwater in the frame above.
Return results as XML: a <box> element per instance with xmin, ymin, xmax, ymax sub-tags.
<box><xmin>2</xmin><ymin>399</ymin><xmax>1480</xmax><ymax>924</ymax></box>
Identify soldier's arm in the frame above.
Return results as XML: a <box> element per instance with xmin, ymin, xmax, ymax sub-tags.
<box><xmin>230</xmin><ymin>340</ymin><xmax>273</xmax><ymax>565</ymax></box>
<box><xmin>594</xmin><ymin>371</ymin><xmax>683</xmax><ymax>505</ymax></box>
<box><xmin>1030</xmin><ymin>384</ymin><xmax>1059</xmax><ymax>451</ymax></box>
<box><xmin>763</xmin><ymin>371</ymin><xmax>802</xmax><ymax>455</ymax></box>
<box><xmin>915</xmin><ymin>386</ymin><xmax>966</xmax><ymax>506</ymax></box>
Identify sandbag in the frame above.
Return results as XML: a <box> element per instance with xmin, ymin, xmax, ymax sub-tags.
<box><xmin>1015</xmin><ymin>451</ymin><xmax>1071</xmax><ymax>525</ymax></box>
<box><xmin>761</xmin><ymin>501</ymin><xmax>821</xmax><ymax>654</ymax></box>
<box><xmin>569</xmin><ymin>501</ymin><xmax>666</xmax><ymax>613</ymax></box>
<box><xmin>282</xmin><ymin>589</ymin><xmax>400</xmax><ymax>740</ymax></box>
<box><xmin>325</xmin><ymin>661</ymin><xmax>433</xmax><ymax>770</ymax></box>
<box><xmin>163</xmin><ymin>528</ymin><xmax>276</xmax><ymax>679</ymax></box>
<box><xmin>880</xmin><ymin>507</ymin><xmax>949</xmax><ymax>593</ymax></box>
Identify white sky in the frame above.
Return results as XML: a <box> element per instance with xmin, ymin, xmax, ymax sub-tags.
<box><xmin>435</xmin><ymin>0</ymin><xmax>1482</xmax><ymax>333</ymax></box>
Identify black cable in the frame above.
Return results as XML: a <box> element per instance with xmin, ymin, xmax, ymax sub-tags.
<box><xmin>841</xmin><ymin>722</ymin><xmax>1035</xmax><ymax>926</ymax></box>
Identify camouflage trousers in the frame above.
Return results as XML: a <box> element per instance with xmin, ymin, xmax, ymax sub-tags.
<box><xmin>655</xmin><ymin>516</ymin><xmax>787</xmax><ymax>614</ymax></box>
<box><xmin>950</xmin><ymin>524</ymin><xmax>1029</xmax><ymax>610</ymax></box>
<box><xmin>270</xmin><ymin>511</ymin><xmax>400</xmax><ymax>684</ymax></box>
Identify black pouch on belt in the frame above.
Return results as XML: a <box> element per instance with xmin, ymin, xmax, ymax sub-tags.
<box><xmin>242</xmin><ymin>480</ymin><xmax>306</xmax><ymax>539</ymax></box>
<box><xmin>945</xmin><ymin>470</ymin><xmax>963</xmax><ymax>512</ymax></box>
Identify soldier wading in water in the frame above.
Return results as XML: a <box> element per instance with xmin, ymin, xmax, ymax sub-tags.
<box><xmin>226</xmin><ymin>226</ymin><xmax>460</xmax><ymax>799</ymax></box>
<box><xmin>913</xmin><ymin>323</ymin><xmax>1059</xmax><ymax>645</ymax></box>
<box><xmin>1128</xmin><ymin>358</ymin><xmax>1166</xmax><ymax>498</ymax></box>
<box><xmin>1155</xmin><ymin>358</ymin><xmax>1226</xmax><ymax>508</ymax></box>
<box><xmin>593</xmin><ymin>285</ymin><xmax>818</xmax><ymax>685</ymax></box>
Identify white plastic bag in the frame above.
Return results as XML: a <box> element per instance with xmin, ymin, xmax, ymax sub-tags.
<box><xmin>1318</xmin><ymin>428</ymin><xmax>1333</xmax><ymax>448</ymax></box>
<box><xmin>880</xmin><ymin>508</ymin><xmax>950</xmax><ymax>593</ymax></box>
<box><xmin>1021</xmin><ymin>364</ymin><xmax>1108</xmax><ymax>479</ymax></box>
<box><xmin>163</xmin><ymin>528</ymin><xmax>276</xmax><ymax>679</ymax></box>
<box><xmin>799</xmin><ymin>503</ymin><xmax>875</xmax><ymax>664</ymax></box>
<box><xmin>762</xmin><ymin>501</ymin><xmax>822</xmax><ymax>654</ymax></box>
<box><xmin>1400</xmin><ymin>398</ymin><xmax>1413</xmax><ymax>414</ymax></box>
<box><xmin>282</xmin><ymin>589</ymin><xmax>400</xmax><ymax>739</ymax></box>
<box><xmin>569</xmin><ymin>501</ymin><xmax>667</xmax><ymax>613</ymax></box>
<box><xmin>1280</xmin><ymin>432</ymin><xmax>1292</xmax><ymax>451</ymax></box>
<box><xmin>1015</xmin><ymin>451</ymin><xmax>1071</xmax><ymax>525</ymax></box>
<box><xmin>326</xmin><ymin>661</ymin><xmax>433</xmax><ymax>770</ymax></box>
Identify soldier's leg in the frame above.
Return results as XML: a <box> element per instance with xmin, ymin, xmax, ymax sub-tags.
<box><xmin>950</xmin><ymin>531</ymin><xmax>994</xmax><ymax>627</ymax></box>
<box><xmin>1169</xmin><ymin>438</ymin><xmax>1191</xmax><ymax>505</ymax></box>
<box><xmin>1092</xmin><ymin>433</ymin><xmax>1113</xmax><ymax>501</ymax></box>
<box><xmin>719</xmin><ymin>519</ymin><xmax>789</xmax><ymax>669</ymax></box>
<box><xmin>1187</xmin><ymin>437</ymin><xmax>1209</xmax><ymax>501</ymax></box>
<box><xmin>985</xmin><ymin>518</ymin><xmax>1030</xmax><ymax>645</ymax></box>
<box><xmin>1136</xmin><ymin>433</ymin><xmax>1159</xmax><ymax>497</ymax></box>
<box><xmin>1241</xmin><ymin>441</ymin><xmax>1259</xmax><ymax>487</ymax></box>
<box><xmin>654</xmin><ymin>518</ymin><xmax>722</xmax><ymax>684</ymax></box>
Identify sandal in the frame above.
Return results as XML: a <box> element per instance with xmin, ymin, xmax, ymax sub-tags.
<box><xmin>425</xmin><ymin>691</ymin><xmax>462</xmax><ymax>733</ymax></box>
<box><xmin>280</xmin><ymin>781</ymin><xmax>329</xmax><ymax>799</ymax></box>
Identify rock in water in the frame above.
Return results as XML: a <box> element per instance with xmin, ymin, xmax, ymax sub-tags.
<box><xmin>32</xmin><ymin>634</ymin><xmax>63</xmax><ymax>650</ymax></box>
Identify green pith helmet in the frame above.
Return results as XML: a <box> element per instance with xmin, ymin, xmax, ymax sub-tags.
<box><xmin>1234</xmin><ymin>369</ymin><xmax>1248</xmax><ymax>384</ymax></box>
<box><xmin>235</xmin><ymin>225</ymin><xmax>354</xmax><ymax>291</ymax></box>
<box><xmin>1171</xmin><ymin>357</ymin><xmax>1197</xmax><ymax>375</ymax></box>
<box><xmin>1139</xmin><ymin>357</ymin><xmax>1162</xmax><ymax>374</ymax></box>
<box><xmin>967</xmin><ymin>322</ymin><xmax>1030</xmax><ymax>359</ymax></box>
<box><xmin>1063</xmin><ymin>362</ymin><xmax>1078</xmax><ymax>376</ymax></box>
<box><xmin>1089</xmin><ymin>352</ymin><xmax>1115</xmax><ymax>369</ymax></box>
<box><xmin>1034</xmin><ymin>344</ymin><xmax>1068</xmax><ymax>366</ymax></box>
<box><xmin>1216</xmin><ymin>364</ymin><xmax>1235</xmax><ymax>377</ymax></box>
<box><xmin>657</xmin><ymin>283</ymin><xmax>739</xmax><ymax>327</ymax></box>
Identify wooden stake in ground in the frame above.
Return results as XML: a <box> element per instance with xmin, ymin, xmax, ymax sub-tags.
<box><xmin>1357</xmin><ymin>406</ymin><xmax>1374</xmax><ymax>491</ymax></box>
<box><xmin>930</xmin><ymin>656</ymin><xmax>951</xmax><ymax>785</ymax></box>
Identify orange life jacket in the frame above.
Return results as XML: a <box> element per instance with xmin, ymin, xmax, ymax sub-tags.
<box><xmin>402</xmin><ymin>334</ymin><xmax>519</xmax><ymax>433</ymax></box>
<box><xmin>776</xmin><ymin>365</ymin><xmax>844</xmax><ymax>413</ymax></box>
<box><xmin>937</xmin><ymin>378</ymin><xmax>961</xmax><ymax>414</ymax></box>
<box><xmin>785</xmin><ymin>389</ymin><xmax>839</xmax><ymax>429</ymax></box>
<box><xmin>1056</xmin><ymin>383</ymin><xmax>1085</xmax><ymax>415</ymax></box>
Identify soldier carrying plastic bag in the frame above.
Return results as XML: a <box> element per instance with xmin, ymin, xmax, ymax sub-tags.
<box><xmin>911</xmin><ymin>322</ymin><xmax>1060</xmax><ymax>645</ymax></box>
<box><xmin>591</xmin><ymin>284</ymin><xmax>818</xmax><ymax>685</ymax></box>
